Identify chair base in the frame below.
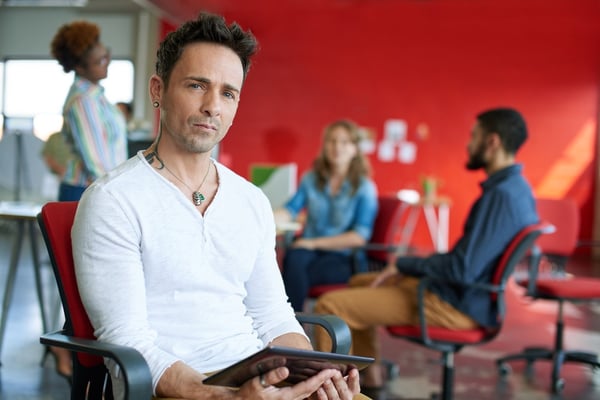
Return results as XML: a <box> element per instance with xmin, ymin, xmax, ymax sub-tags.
<box><xmin>497</xmin><ymin>346</ymin><xmax>600</xmax><ymax>393</ymax></box>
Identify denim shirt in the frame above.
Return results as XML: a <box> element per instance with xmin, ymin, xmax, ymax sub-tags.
<box><xmin>284</xmin><ymin>171</ymin><xmax>378</xmax><ymax>248</ymax></box>
<box><xmin>396</xmin><ymin>164</ymin><xmax>538</xmax><ymax>327</ymax></box>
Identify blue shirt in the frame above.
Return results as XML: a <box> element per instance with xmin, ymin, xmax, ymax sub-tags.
<box><xmin>284</xmin><ymin>171</ymin><xmax>379</xmax><ymax>250</ymax></box>
<box><xmin>396</xmin><ymin>164</ymin><xmax>538</xmax><ymax>327</ymax></box>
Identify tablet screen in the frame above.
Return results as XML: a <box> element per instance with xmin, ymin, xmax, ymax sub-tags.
<box><xmin>203</xmin><ymin>345</ymin><xmax>374</xmax><ymax>388</ymax></box>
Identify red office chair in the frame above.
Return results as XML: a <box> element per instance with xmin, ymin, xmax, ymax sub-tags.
<box><xmin>308</xmin><ymin>195</ymin><xmax>410</xmax><ymax>298</ymax></box>
<box><xmin>385</xmin><ymin>221</ymin><xmax>554</xmax><ymax>400</ymax></box>
<box><xmin>37</xmin><ymin>201</ymin><xmax>353</xmax><ymax>399</ymax></box>
<box><xmin>496</xmin><ymin>197</ymin><xmax>600</xmax><ymax>393</ymax></box>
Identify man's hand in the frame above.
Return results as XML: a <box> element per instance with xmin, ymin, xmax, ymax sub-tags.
<box><xmin>309</xmin><ymin>367</ymin><xmax>360</xmax><ymax>400</ymax></box>
<box><xmin>236</xmin><ymin>366</ymin><xmax>360</xmax><ymax>400</ymax></box>
<box><xmin>370</xmin><ymin>262</ymin><xmax>401</xmax><ymax>287</ymax></box>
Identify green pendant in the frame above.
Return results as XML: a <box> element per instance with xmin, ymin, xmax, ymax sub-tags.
<box><xmin>192</xmin><ymin>191</ymin><xmax>205</xmax><ymax>206</ymax></box>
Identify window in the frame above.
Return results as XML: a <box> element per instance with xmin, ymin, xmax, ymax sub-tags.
<box><xmin>0</xmin><ymin>59</ymin><xmax>134</xmax><ymax>141</ymax></box>
<box><xmin>0</xmin><ymin>62</ymin><xmax>3</xmax><ymax>138</ymax></box>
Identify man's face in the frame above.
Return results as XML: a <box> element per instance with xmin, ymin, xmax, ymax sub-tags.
<box><xmin>466</xmin><ymin>121</ymin><xmax>489</xmax><ymax>170</ymax></box>
<box><xmin>154</xmin><ymin>42</ymin><xmax>244</xmax><ymax>154</ymax></box>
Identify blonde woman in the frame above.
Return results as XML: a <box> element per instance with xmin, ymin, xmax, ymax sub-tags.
<box><xmin>275</xmin><ymin>120</ymin><xmax>378</xmax><ymax>312</ymax></box>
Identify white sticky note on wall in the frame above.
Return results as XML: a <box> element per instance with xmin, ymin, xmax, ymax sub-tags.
<box><xmin>378</xmin><ymin>140</ymin><xmax>396</xmax><ymax>162</ymax></box>
<box><xmin>384</xmin><ymin>119</ymin><xmax>407</xmax><ymax>143</ymax></box>
<box><xmin>398</xmin><ymin>141</ymin><xmax>417</xmax><ymax>164</ymax></box>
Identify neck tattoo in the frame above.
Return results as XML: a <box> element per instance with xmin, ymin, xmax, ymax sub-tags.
<box><xmin>147</xmin><ymin>150</ymin><xmax>212</xmax><ymax>206</ymax></box>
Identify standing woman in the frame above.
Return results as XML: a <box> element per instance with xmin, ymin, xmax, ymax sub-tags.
<box><xmin>275</xmin><ymin>119</ymin><xmax>378</xmax><ymax>312</ymax></box>
<box><xmin>46</xmin><ymin>20</ymin><xmax>128</xmax><ymax>382</ymax></box>
<box><xmin>50</xmin><ymin>20</ymin><xmax>128</xmax><ymax>201</ymax></box>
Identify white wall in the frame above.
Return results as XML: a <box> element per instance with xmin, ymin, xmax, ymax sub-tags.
<box><xmin>0</xmin><ymin>9</ymin><xmax>137</xmax><ymax>58</ymax></box>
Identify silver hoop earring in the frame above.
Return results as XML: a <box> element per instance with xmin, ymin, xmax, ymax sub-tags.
<box><xmin>152</xmin><ymin>101</ymin><xmax>159</xmax><ymax>108</ymax></box>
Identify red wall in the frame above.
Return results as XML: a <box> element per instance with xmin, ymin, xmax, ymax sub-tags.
<box><xmin>160</xmin><ymin>0</ymin><xmax>600</xmax><ymax>250</ymax></box>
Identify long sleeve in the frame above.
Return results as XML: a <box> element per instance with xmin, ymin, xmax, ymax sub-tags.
<box><xmin>73</xmin><ymin>157</ymin><xmax>306</xmax><ymax>395</ymax></box>
<box><xmin>395</xmin><ymin>165</ymin><xmax>538</xmax><ymax>327</ymax></box>
<box><xmin>65</xmin><ymin>97</ymin><xmax>125</xmax><ymax>179</ymax></box>
<box><xmin>61</xmin><ymin>77</ymin><xmax>127</xmax><ymax>186</ymax></box>
<box><xmin>284</xmin><ymin>172</ymin><xmax>378</xmax><ymax>242</ymax></box>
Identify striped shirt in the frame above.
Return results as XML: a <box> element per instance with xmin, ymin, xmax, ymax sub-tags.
<box><xmin>61</xmin><ymin>76</ymin><xmax>128</xmax><ymax>186</ymax></box>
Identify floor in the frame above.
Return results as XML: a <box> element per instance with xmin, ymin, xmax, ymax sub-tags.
<box><xmin>0</xmin><ymin>220</ymin><xmax>599</xmax><ymax>400</ymax></box>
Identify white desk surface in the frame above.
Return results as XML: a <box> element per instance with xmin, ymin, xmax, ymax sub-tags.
<box><xmin>276</xmin><ymin>221</ymin><xmax>302</xmax><ymax>233</ymax></box>
<box><xmin>0</xmin><ymin>201</ymin><xmax>44</xmax><ymax>219</ymax></box>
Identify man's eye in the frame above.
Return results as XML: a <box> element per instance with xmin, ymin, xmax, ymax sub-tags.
<box><xmin>224</xmin><ymin>91</ymin><xmax>236</xmax><ymax>100</ymax></box>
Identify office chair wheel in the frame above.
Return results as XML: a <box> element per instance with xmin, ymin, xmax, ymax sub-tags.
<box><xmin>498</xmin><ymin>362</ymin><xmax>512</xmax><ymax>376</ymax></box>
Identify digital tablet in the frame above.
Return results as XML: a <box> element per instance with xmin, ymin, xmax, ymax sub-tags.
<box><xmin>203</xmin><ymin>345</ymin><xmax>374</xmax><ymax>388</ymax></box>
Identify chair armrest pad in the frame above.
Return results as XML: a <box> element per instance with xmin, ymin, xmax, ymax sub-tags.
<box><xmin>40</xmin><ymin>330</ymin><xmax>153</xmax><ymax>400</ymax></box>
<box><xmin>295</xmin><ymin>313</ymin><xmax>352</xmax><ymax>355</ymax></box>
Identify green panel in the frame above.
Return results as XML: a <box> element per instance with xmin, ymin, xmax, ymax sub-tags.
<box><xmin>250</xmin><ymin>165</ymin><xmax>277</xmax><ymax>187</ymax></box>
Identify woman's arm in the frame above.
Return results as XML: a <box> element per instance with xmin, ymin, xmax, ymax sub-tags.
<box><xmin>293</xmin><ymin>179</ymin><xmax>378</xmax><ymax>251</ymax></box>
<box><xmin>292</xmin><ymin>231</ymin><xmax>366</xmax><ymax>251</ymax></box>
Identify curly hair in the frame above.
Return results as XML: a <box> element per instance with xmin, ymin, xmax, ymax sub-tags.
<box><xmin>313</xmin><ymin>119</ymin><xmax>371</xmax><ymax>195</ymax></box>
<box><xmin>50</xmin><ymin>21</ymin><xmax>100</xmax><ymax>73</ymax></box>
<box><xmin>155</xmin><ymin>12</ymin><xmax>258</xmax><ymax>87</ymax></box>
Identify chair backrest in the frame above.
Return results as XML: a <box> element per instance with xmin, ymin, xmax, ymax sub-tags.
<box><xmin>534</xmin><ymin>197</ymin><xmax>579</xmax><ymax>257</ymax></box>
<box><xmin>386</xmin><ymin>221</ymin><xmax>554</xmax><ymax>348</ymax></box>
<box><xmin>491</xmin><ymin>221</ymin><xmax>555</xmax><ymax>306</ymax></box>
<box><xmin>366</xmin><ymin>195</ymin><xmax>409</xmax><ymax>263</ymax></box>
<box><xmin>37</xmin><ymin>201</ymin><xmax>101</xmax><ymax>368</ymax></box>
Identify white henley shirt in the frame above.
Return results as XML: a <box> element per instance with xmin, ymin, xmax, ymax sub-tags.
<box><xmin>72</xmin><ymin>153</ymin><xmax>305</xmax><ymax>397</ymax></box>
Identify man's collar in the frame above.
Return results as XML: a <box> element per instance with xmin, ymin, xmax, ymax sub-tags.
<box><xmin>480</xmin><ymin>164</ymin><xmax>522</xmax><ymax>190</ymax></box>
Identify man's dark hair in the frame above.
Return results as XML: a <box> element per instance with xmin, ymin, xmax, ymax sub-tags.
<box><xmin>155</xmin><ymin>12</ymin><xmax>258</xmax><ymax>87</ymax></box>
<box><xmin>476</xmin><ymin>107</ymin><xmax>528</xmax><ymax>154</ymax></box>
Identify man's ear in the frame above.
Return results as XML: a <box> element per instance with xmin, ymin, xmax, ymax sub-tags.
<box><xmin>149</xmin><ymin>74</ymin><xmax>163</xmax><ymax>102</ymax></box>
<box><xmin>486</xmin><ymin>132</ymin><xmax>502</xmax><ymax>150</ymax></box>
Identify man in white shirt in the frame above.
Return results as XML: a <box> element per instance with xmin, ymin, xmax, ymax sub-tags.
<box><xmin>72</xmin><ymin>12</ymin><xmax>361</xmax><ymax>400</ymax></box>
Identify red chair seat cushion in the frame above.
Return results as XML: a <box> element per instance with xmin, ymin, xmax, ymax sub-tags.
<box><xmin>386</xmin><ymin>325</ymin><xmax>492</xmax><ymax>344</ymax></box>
<box><xmin>308</xmin><ymin>284</ymin><xmax>349</xmax><ymax>298</ymax></box>
<box><xmin>519</xmin><ymin>277</ymin><xmax>600</xmax><ymax>299</ymax></box>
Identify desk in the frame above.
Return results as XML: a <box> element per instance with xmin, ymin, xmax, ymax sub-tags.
<box><xmin>276</xmin><ymin>221</ymin><xmax>302</xmax><ymax>235</ymax></box>
<box><xmin>396</xmin><ymin>196</ymin><xmax>451</xmax><ymax>255</ymax></box>
<box><xmin>0</xmin><ymin>201</ymin><xmax>46</xmax><ymax>364</ymax></box>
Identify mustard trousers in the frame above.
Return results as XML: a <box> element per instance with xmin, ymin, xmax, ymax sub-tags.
<box><xmin>313</xmin><ymin>273</ymin><xmax>478</xmax><ymax>359</ymax></box>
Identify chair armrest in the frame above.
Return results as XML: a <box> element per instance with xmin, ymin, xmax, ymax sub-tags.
<box><xmin>361</xmin><ymin>243</ymin><xmax>400</xmax><ymax>252</ymax></box>
<box><xmin>350</xmin><ymin>242</ymin><xmax>402</xmax><ymax>273</ymax></box>
<box><xmin>39</xmin><ymin>316</ymin><xmax>350</xmax><ymax>399</ymax></box>
<box><xmin>40</xmin><ymin>330</ymin><xmax>153</xmax><ymax>400</ymax></box>
<box><xmin>413</xmin><ymin>277</ymin><xmax>503</xmax><ymax>345</ymax></box>
<box><xmin>295</xmin><ymin>313</ymin><xmax>352</xmax><ymax>355</ymax></box>
<box><xmin>525</xmin><ymin>244</ymin><xmax>543</xmax><ymax>295</ymax></box>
